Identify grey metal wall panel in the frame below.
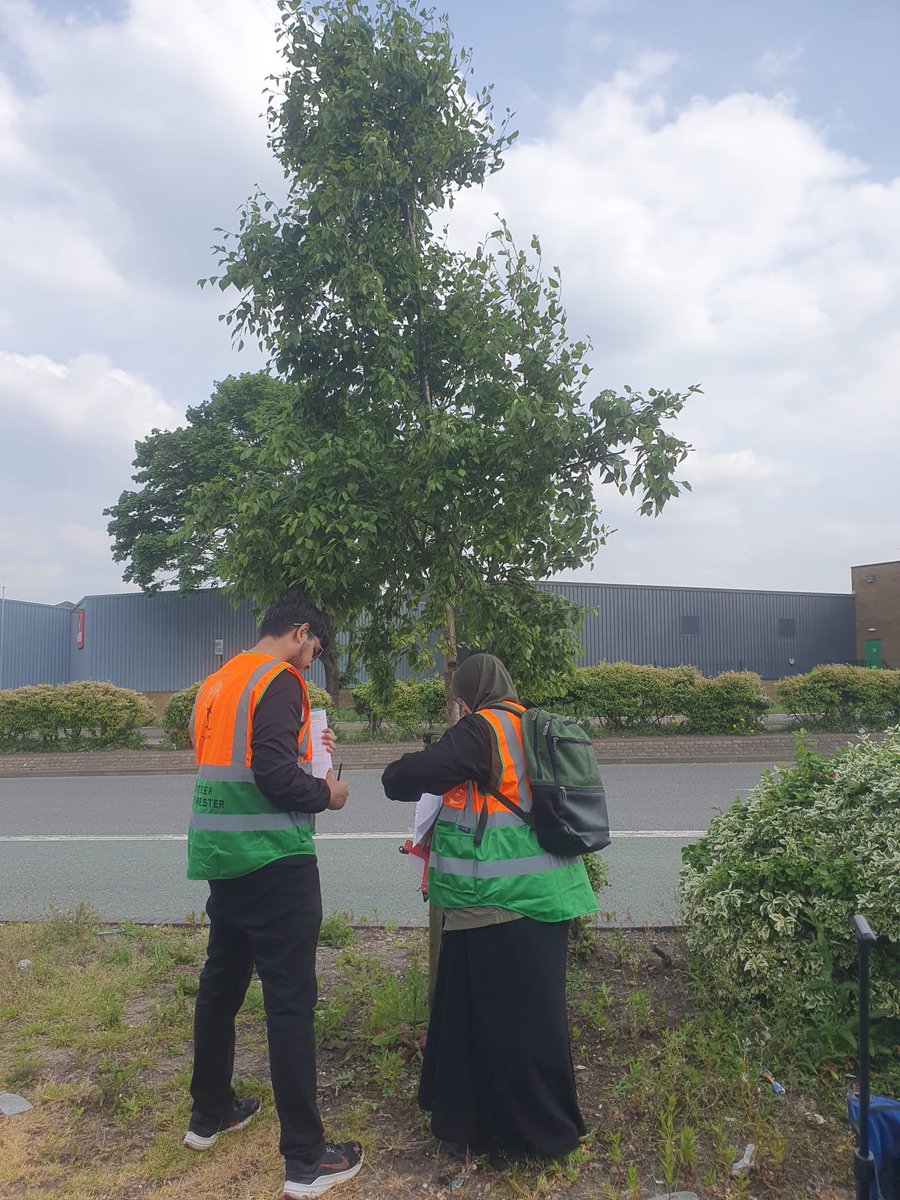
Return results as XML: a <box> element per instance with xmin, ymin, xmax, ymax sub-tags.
<box><xmin>5</xmin><ymin>582</ymin><xmax>857</xmax><ymax>693</ymax></box>
<box><xmin>0</xmin><ymin>599</ymin><xmax>70</xmax><ymax>688</ymax></box>
<box><xmin>536</xmin><ymin>582</ymin><xmax>855</xmax><ymax>677</ymax></box>
<box><xmin>67</xmin><ymin>591</ymin><xmax>263</xmax><ymax>691</ymax></box>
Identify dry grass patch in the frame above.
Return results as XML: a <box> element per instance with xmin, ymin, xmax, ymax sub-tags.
<box><xmin>0</xmin><ymin>910</ymin><xmax>867</xmax><ymax>1199</ymax></box>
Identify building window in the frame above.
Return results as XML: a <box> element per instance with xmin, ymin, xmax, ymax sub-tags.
<box><xmin>778</xmin><ymin>618</ymin><xmax>797</xmax><ymax>639</ymax></box>
<box><xmin>680</xmin><ymin>615</ymin><xmax>700</xmax><ymax>636</ymax></box>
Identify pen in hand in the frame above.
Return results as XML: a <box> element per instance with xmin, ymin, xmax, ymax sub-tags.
<box><xmin>336</xmin><ymin>762</ymin><xmax>343</xmax><ymax>781</ymax></box>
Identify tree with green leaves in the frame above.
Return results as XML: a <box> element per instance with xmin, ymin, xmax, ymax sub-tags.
<box><xmin>107</xmin><ymin>0</ymin><xmax>694</xmax><ymax>719</ymax></box>
<box><xmin>104</xmin><ymin>371</ymin><xmax>373</xmax><ymax>700</ymax></box>
<box><xmin>201</xmin><ymin>0</ymin><xmax>694</xmax><ymax>719</ymax></box>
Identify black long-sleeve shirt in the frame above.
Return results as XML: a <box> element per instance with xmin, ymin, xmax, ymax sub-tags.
<box><xmin>251</xmin><ymin>671</ymin><xmax>330</xmax><ymax>813</ymax></box>
<box><xmin>381</xmin><ymin>714</ymin><xmax>497</xmax><ymax>802</ymax></box>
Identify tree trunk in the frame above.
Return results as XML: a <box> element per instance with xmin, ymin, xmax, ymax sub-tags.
<box><xmin>322</xmin><ymin>645</ymin><xmax>341</xmax><ymax>707</ymax></box>
<box><xmin>429</xmin><ymin>603</ymin><xmax>459</xmax><ymax>1002</ymax></box>
<box><xmin>443</xmin><ymin>602</ymin><xmax>458</xmax><ymax>728</ymax></box>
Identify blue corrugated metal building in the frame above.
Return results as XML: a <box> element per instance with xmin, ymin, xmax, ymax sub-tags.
<box><xmin>0</xmin><ymin>581</ymin><xmax>857</xmax><ymax>692</ymax></box>
<box><xmin>0</xmin><ymin>599</ymin><xmax>71</xmax><ymax>690</ymax></box>
<box><xmin>534</xmin><ymin>581</ymin><xmax>855</xmax><ymax>679</ymax></box>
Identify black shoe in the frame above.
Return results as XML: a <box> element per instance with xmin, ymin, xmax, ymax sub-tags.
<box><xmin>182</xmin><ymin>1096</ymin><xmax>260</xmax><ymax>1150</ymax></box>
<box><xmin>284</xmin><ymin>1142</ymin><xmax>364</xmax><ymax>1197</ymax></box>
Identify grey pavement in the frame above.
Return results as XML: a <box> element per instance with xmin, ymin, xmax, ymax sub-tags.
<box><xmin>0</xmin><ymin>763</ymin><xmax>772</xmax><ymax>836</ymax></box>
<box><xmin>0</xmin><ymin>763</ymin><xmax>776</xmax><ymax>925</ymax></box>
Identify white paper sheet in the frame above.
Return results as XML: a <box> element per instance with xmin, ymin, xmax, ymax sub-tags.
<box><xmin>309</xmin><ymin>707</ymin><xmax>333</xmax><ymax>779</ymax></box>
<box><xmin>411</xmin><ymin>792</ymin><xmax>442</xmax><ymax>847</ymax></box>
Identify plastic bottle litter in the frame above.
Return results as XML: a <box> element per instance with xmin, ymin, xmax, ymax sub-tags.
<box><xmin>730</xmin><ymin>1143</ymin><xmax>756</xmax><ymax>1176</ymax></box>
<box><xmin>759</xmin><ymin>1068</ymin><xmax>787</xmax><ymax>1095</ymax></box>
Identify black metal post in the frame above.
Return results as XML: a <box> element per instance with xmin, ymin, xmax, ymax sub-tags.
<box><xmin>852</xmin><ymin>914</ymin><xmax>877</xmax><ymax>1200</ymax></box>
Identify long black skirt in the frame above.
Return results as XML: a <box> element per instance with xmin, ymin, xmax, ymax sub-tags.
<box><xmin>418</xmin><ymin>917</ymin><xmax>586</xmax><ymax>1160</ymax></box>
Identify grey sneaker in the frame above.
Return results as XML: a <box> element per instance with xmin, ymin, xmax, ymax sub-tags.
<box><xmin>183</xmin><ymin>1096</ymin><xmax>259</xmax><ymax>1150</ymax></box>
<box><xmin>284</xmin><ymin>1142</ymin><xmax>363</xmax><ymax>1197</ymax></box>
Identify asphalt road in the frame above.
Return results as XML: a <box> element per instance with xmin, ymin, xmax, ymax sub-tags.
<box><xmin>0</xmin><ymin>763</ymin><xmax>776</xmax><ymax>926</ymax></box>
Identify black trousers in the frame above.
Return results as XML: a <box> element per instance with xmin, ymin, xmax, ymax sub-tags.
<box><xmin>419</xmin><ymin>917</ymin><xmax>586</xmax><ymax>1160</ymax></box>
<box><xmin>189</xmin><ymin>855</ymin><xmax>325</xmax><ymax>1166</ymax></box>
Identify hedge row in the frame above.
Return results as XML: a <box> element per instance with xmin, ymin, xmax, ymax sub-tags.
<box><xmin>777</xmin><ymin>664</ymin><xmax>900</xmax><ymax>731</ymax></box>
<box><xmin>162</xmin><ymin>680</ymin><xmax>333</xmax><ymax>750</ymax></box>
<box><xmin>0</xmin><ymin>683</ymin><xmax>157</xmax><ymax>751</ymax></box>
<box><xmin>537</xmin><ymin>664</ymin><xmax>770</xmax><ymax>735</ymax></box>
<box><xmin>350</xmin><ymin>666</ymin><xmax>771</xmax><ymax>736</ymax></box>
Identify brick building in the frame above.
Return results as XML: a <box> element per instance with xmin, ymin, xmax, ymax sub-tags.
<box><xmin>851</xmin><ymin>560</ymin><xmax>900</xmax><ymax>669</ymax></box>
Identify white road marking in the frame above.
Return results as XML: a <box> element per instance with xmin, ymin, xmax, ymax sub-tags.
<box><xmin>0</xmin><ymin>830</ymin><xmax>704</xmax><ymax>843</ymax></box>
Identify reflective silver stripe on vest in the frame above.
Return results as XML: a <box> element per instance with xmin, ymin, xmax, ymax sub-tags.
<box><xmin>231</xmin><ymin>659</ymin><xmax>286</xmax><ymax>767</ymax></box>
<box><xmin>197</xmin><ymin>764</ymin><xmax>255</xmax><ymax>784</ymax></box>
<box><xmin>447</xmin><ymin>807</ymin><xmax>523</xmax><ymax>832</ymax></box>
<box><xmin>190</xmin><ymin>811</ymin><xmax>315</xmax><ymax>832</ymax></box>
<box><xmin>429</xmin><ymin>851</ymin><xmax>569</xmax><ymax>879</ymax></box>
<box><xmin>487</xmin><ymin>706</ymin><xmax>533</xmax><ymax>812</ymax></box>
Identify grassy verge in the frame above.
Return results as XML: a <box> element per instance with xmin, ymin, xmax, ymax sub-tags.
<box><xmin>0</xmin><ymin>909</ymin><xmax>865</xmax><ymax>1199</ymax></box>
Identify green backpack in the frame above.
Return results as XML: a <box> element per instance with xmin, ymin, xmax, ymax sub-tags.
<box><xmin>483</xmin><ymin>703</ymin><xmax>610</xmax><ymax>857</ymax></box>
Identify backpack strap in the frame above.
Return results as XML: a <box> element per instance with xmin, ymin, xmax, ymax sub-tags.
<box><xmin>471</xmin><ymin>706</ymin><xmax>535</xmax><ymax>845</ymax></box>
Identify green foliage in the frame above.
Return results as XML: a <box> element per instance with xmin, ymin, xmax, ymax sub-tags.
<box><xmin>542</xmin><ymin>663</ymin><xmax>701</xmax><ymax>731</ymax></box>
<box><xmin>0</xmin><ymin>683</ymin><xmax>156</xmax><ymax>752</ymax></box>
<box><xmin>319</xmin><ymin>910</ymin><xmax>355</xmax><ymax>949</ymax></box>
<box><xmin>537</xmin><ymin>663</ymin><xmax>766</xmax><ymax>735</ymax></box>
<box><xmin>680</xmin><ymin>732</ymin><xmax>900</xmax><ymax>1063</ymax></box>
<box><xmin>684</xmin><ymin>671</ymin><xmax>770</xmax><ymax>734</ymax></box>
<box><xmin>570</xmin><ymin>851</ymin><xmax>609</xmax><ymax>962</ymax></box>
<box><xmin>194</xmin><ymin>0</ymin><xmax>692</xmax><ymax>713</ymax></box>
<box><xmin>777</xmin><ymin>664</ymin><xmax>900</xmax><ymax>731</ymax></box>
<box><xmin>104</xmin><ymin>373</ymin><xmax>291</xmax><ymax>593</ymax></box>
<box><xmin>361</xmin><ymin>962</ymin><xmax>430</xmax><ymax>1052</ymax></box>
<box><xmin>106</xmin><ymin>0</ymin><xmax>693</xmax><ymax>713</ymax></box>
<box><xmin>306</xmin><ymin>682</ymin><xmax>333</xmax><ymax>718</ymax></box>
<box><xmin>351</xmin><ymin>678</ymin><xmax>444</xmax><ymax>736</ymax></box>
<box><xmin>161</xmin><ymin>682</ymin><xmax>201</xmax><ymax>750</ymax></box>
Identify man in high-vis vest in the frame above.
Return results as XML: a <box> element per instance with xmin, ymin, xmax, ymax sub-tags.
<box><xmin>183</xmin><ymin>594</ymin><xmax>363</xmax><ymax>1199</ymax></box>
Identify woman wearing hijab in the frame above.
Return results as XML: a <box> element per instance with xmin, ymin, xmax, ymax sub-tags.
<box><xmin>381</xmin><ymin>654</ymin><xmax>597</xmax><ymax>1167</ymax></box>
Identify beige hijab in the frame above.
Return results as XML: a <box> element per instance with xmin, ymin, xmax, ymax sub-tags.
<box><xmin>452</xmin><ymin>653</ymin><xmax>519</xmax><ymax>712</ymax></box>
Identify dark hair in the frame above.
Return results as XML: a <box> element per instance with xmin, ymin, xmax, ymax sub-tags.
<box><xmin>258</xmin><ymin>593</ymin><xmax>332</xmax><ymax>651</ymax></box>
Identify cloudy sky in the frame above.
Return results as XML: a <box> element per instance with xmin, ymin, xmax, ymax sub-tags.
<box><xmin>1</xmin><ymin>0</ymin><xmax>899</xmax><ymax>604</ymax></box>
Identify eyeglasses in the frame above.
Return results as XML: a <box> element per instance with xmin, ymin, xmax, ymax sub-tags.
<box><xmin>293</xmin><ymin>624</ymin><xmax>325</xmax><ymax>660</ymax></box>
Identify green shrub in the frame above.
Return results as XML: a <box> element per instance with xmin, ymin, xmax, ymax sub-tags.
<box><xmin>679</xmin><ymin>733</ymin><xmax>900</xmax><ymax>1063</ymax></box>
<box><xmin>684</xmin><ymin>671</ymin><xmax>769</xmax><ymax>734</ymax></box>
<box><xmin>306</xmin><ymin>682</ymin><xmax>333</xmax><ymax>717</ymax></box>
<box><xmin>0</xmin><ymin>682</ymin><xmax>155</xmax><ymax>752</ymax></box>
<box><xmin>777</xmin><ymin>664</ymin><xmax>900</xmax><ymax>731</ymax></box>
<box><xmin>162</xmin><ymin>683</ymin><xmax>201</xmax><ymax>750</ymax></box>
<box><xmin>351</xmin><ymin>678</ymin><xmax>444</xmax><ymax>737</ymax></box>
<box><xmin>540</xmin><ymin>663</ymin><xmax>701</xmax><ymax>731</ymax></box>
<box><xmin>389</xmin><ymin>680</ymin><xmax>445</xmax><ymax>736</ymax></box>
<box><xmin>351</xmin><ymin>680</ymin><xmax>389</xmax><ymax>735</ymax></box>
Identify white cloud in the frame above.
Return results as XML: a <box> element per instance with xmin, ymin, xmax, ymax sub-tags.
<box><xmin>449</xmin><ymin>60</ymin><xmax>900</xmax><ymax>590</ymax></box>
<box><xmin>754</xmin><ymin>47</ymin><xmax>802</xmax><ymax>81</ymax></box>
<box><xmin>0</xmin><ymin>350</ymin><xmax>178</xmax><ymax>446</ymax></box>
<box><xmin>0</xmin><ymin>3</ymin><xmax>899</xmax><ymax>603</ymax></box>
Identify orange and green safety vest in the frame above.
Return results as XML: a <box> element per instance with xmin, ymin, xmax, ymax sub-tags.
<box><xmin>187</xmin><ymin>652</ymin><xmax>315</xmax><ymax>881</ymax></box>
<box><xmin>427</xmin><ymin>702</ymin><xmax>598</xmax><ymax>922</ymax></box>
